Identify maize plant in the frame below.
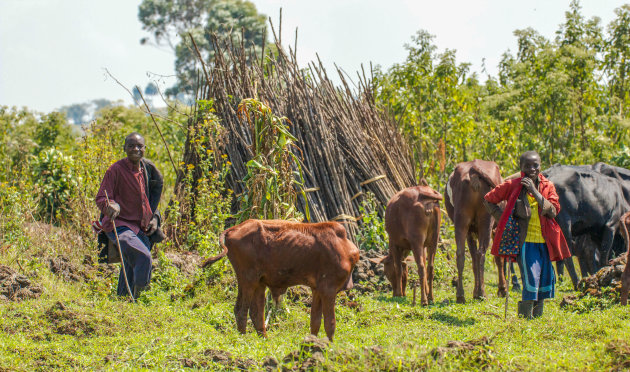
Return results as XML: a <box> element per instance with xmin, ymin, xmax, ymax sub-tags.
<box><xmin>235</xmin><ymin>98</ymin><xmax>309</xmax><ymax>222</ymax></box>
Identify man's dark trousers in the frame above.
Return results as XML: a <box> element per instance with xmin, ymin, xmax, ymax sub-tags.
<box><xmin>106</xmin><ymin>226</ymin><xmax>152</xmax><ymax>297</ymax></box>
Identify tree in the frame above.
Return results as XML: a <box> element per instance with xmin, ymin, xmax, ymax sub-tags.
<box><xmin>34</xmin><ymin>112</ymin><xmax>75</xmax><ymax>154</ymax></box>
<box><xmin>138</xmin><ymin>0</ymin><xmax>268</xmax><ymax>97</ymax></box>
<box><xmin>603</xmin><ymin>4</ymin><xmax>630</xmax><ymax>115</ymax></box>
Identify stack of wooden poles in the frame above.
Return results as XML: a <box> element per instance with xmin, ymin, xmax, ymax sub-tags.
<box><xmin>181</xmin><ymin>28</ymin><xmax>416</xmax><ymax>237</ymax></box>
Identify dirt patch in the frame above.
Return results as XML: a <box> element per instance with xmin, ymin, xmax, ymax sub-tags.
<box><xmin>279</xmin><ymin>334</ymin><xmax>329</xmax><ymax>371</ymax></box>
<box><xmin>605</xmin><ymin>340</ymin><xmax>630</xmax><ymax>371</ymax></box>
<box><xmin>0</xmin><ymin>265</ymin><xmax>42</xmax><ymax>301</ymax></box>
<box><xmin>430</xmin><ymin>336</ymin><xmax>496</xmax><ymax>368</ymax></box>
<box><xmin>561</xmin><ymin>253</ymin><xmax>626</xmax><ymax>312</ymax></box>
<box><xmin>49</xmin><ymin>256</ymin><xmax>93</xmax><ymax>282</ymax></box>
<box><xmin>351</xmin><ymin>249</ymin><xmax>391</xmax><ymax>294</ymax></box>
<box><xmin>165</xmin><ymin>251</ymin><xmax>202</xmax><ymax>277</ymax></box>
<box><xmin>45</xmin><ymin>301</ymin><xmax>107</xmax><ymax>337</ymax></box>
<box><xmin>284</xmin><ymin>285</ymin><xmax>312</xmax><ymax>306</ymax></box>
<box><xmin>179</xmin><ymin>348</ymin><xmax>255</xmax><ymax>370</ymax></box>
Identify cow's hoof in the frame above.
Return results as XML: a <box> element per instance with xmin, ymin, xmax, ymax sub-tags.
<box><xmin>456</xmin><ymin>296</ymin><xmax>466</xmax><ymax>304</ymax></box>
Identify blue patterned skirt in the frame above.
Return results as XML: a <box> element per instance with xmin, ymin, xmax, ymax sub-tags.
<box><xmin>517</xmin><ymin>242</ymin><xmax>555</xmax><ymax>301</ymax></box>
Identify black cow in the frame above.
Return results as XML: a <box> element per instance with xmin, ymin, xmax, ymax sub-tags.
<box><xmin>543</xmin><ymin>165</ymin><xmax>630</xmax><ymax>288</ymax></box>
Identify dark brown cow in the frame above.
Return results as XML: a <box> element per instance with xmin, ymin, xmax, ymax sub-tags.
<box><xmin>619</xmin><ymin>211</ymin><xmax>630</xmax><ymax>305</ymax></box>
<box><xmin>445</xmin><ymin>159</ymin><xmax>505</xmax><ymax>303</ymax></box>
<box><xmin>372</xmin><ymin>183</ymin><xmax>442</xmax><ymax>305</ymax></box>
<box><xmin>200</xmin><ymin>219</ymin><xmax>359</xmax><ymax>340</ymax></box>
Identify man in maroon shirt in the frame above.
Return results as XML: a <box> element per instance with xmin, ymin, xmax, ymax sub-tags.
<box><xmin>96</xmin><ymin>132</ymin><xmax>163</xmax><ymax>297</ymax></box>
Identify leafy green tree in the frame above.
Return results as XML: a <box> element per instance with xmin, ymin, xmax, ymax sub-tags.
<box><xmin>603</xmin><ymin>4</ymin><xmax>630</xmax><ymax>116</ymax></box>
<box><xmin>138</xmin><ymin>0</ymin><xmax>268</xmax><ymax>97</ymax></box>
<box><xmin>34</xmin><ymin>112</ymin><xmax>75</xmax><ymax>154</ymax></box>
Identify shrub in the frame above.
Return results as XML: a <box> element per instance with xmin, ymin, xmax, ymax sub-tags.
<box><xmin>31</xmin><ymin>148</ymin><xmax>78</xmax><ymax>224</ymax></box>
<box><xmin>355</xmin><ymin>192</ymin><xmax>388</xmax><ymax>251</ymax></box>
<box><xmin>166</xmin><ymin>100</ymin><xmax>232</xmax><ymax>258</ymax></box>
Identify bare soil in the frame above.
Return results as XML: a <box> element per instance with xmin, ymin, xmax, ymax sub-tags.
<box><xmin>0</xmin><ymin>265</ymin><xmax>42</xmax><ymax>301</ymax></box>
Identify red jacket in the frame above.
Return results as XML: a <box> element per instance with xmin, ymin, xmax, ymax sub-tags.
<box><xmin>484</xmin><ymin>173</ymin><xmax>571</xmax><ymax>262</ymax></box>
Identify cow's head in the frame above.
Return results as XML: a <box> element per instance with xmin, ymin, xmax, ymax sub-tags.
<box><xmin>369</xmin><ymin>255</ymin><xmax>412</xmax><ymax>297</ymax></box>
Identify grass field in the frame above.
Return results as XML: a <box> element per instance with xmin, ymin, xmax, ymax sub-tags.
<box><xmin>1</xmin><ymin>225</ymin><xmax>629</xmax><ymax>371</ymax></box>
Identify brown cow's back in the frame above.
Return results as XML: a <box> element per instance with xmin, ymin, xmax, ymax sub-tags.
<box><xmin>224</xmin><ymin>219</ymin><xmax>358</xmax><ymax>292</ymax></box>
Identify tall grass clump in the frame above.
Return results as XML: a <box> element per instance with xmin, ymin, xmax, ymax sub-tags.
<box><xmin>235</xmin><ymin>98</ymin><xmax>309</xmax><ymax>222</ymax></box>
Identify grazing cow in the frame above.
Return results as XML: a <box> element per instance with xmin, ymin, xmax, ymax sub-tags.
<box><xmin>446</xmin><ymin>160</ymin><xmax>505</xmax><ymax>303</ymax></box>
<box><xmin>543</xmin><ymin>165</ymin><xmax>630</xmax><ymax>288</ymax></box>
<box><xmin>619</xmin><ymin>211</ymin><xmax>630</xmax><ymax>305</ymax></box>
<box><xmin>371</xmin><ymin>183</ymin><xmax>442</xmax><ymax>305</ymax></box>
<box><xmin>200</xmin><ymin>219</ymin><xmax>359</xmax><ymax>341</ymax></box>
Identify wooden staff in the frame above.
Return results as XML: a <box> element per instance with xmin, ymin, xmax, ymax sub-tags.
<box><xmin>504</xmin><ymin>258</ymin><xmax>512</xmax><ymax>320</ymax></box>
<box><xmin>105</xmin><ymin>190</ymin><xmax>134</xmax><ymax>302</ymax></box>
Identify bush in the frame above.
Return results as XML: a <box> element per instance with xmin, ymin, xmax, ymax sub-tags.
<box><xmin>0</xmin><ymin>179</ymin><xmax>35</xmax><ymax>253</ymax></box>
<box><xmin>355</xmin><ymin>192</ymin><xmax>388</xmax><ymax>251</ymax></box>
<box><xmin>31</xmin><ymin>148</ymin><xmax>78</xmax><ymax>224</ymax></box>
<box><xmin>166</xmin><ymin>100</ymin><xmax>232</xmax><ymax>258</ymax></box>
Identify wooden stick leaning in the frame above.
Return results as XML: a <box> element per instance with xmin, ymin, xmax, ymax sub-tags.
<box><xmin>105</xmin><ymin>190</ymin><xmax>135</xmax><ymax>302</ymax></box>
<box><xmin>504</xmin><ymin>258</ymin><xmax>512</xmax><ymax>320</ymax></box>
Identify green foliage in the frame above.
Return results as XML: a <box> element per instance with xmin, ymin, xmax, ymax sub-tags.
<box><xmin>0</xmin><ymin>179</ymin><xmax>35</xmax><ymax>251</ymax></box>
<box><xmin>167</xmin><ymin>100</ymin><xmax>232</xmax><ymax>258</ymax></box>
<box><xmin>375</xmin><ymin>2</ymin><xmax>630</xmax><ymax>186</ymax></box>
<box><xmin>33</xmin><ymin>111</ymin><xmax>75</xmax><ymax>154</ymax></box>
<box><xmin>0</xmin><ymin>107</ymin><xmax>43</xmax><ymax>178</ymax></box>
<box><xmin>138</xmin><ymin>0</ymin><xmax>268</xmax><ymax>97</ymax></box>
<box><xmin>355</xmin><ymin>192</ymin><xmax>388</xmax><ymax>251</ymax></box>
<box><xmin>31</xmin><ymin>148</ymin><xmax>79</xmax><ymax>223</ymax></box>
<box><xmin>235</xmin><ymin>98</ymin><xmax>309</xmax><ymax>222</ymax></box>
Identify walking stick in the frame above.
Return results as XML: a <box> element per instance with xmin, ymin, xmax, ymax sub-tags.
<box><xmin>504</xmin><ymin>258</ymin><xmax>512</xmax><ymax>320</ymax></box>
<box><xmin>105</xmin><ymin>190</ymin><xmax>135</xmax><ymax>302</ymax></box>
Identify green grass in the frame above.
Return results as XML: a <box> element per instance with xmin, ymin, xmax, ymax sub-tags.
<box><xmin>1</xmin><ymin>242</ymin><xmax>629</xmax><ymax>371</ymax></box>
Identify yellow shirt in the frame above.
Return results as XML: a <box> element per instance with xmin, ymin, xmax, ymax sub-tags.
<box><xmin>525</xmin><ymin>194</ymin><xmax>545</xmax><ymax>243</ymax></box>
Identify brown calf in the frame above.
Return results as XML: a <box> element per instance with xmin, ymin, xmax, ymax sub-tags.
<box><xmin>372</xmin><ymin>184</ymin><xmax>442</xmax><ymax>305</ymax></box>
<box><xmin>619</xmin><ymin>211</ymin><xmax>630</xmax><ymax>305</ymax></box>
<box><xmin>445</xmin><ymin>159</ymin><xmax>505</xmax><ymax>303</ymax></box>
<box><xmin>200</xmin><ymin>219</ymin><xmax>359</xmax><ymax>340</ymax></box>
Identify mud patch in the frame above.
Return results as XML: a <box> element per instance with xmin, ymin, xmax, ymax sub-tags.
<box><xmin>430</xmin><ymin>336</ymin><xmax>496</xmax><ymax>368</ymax></box>
<box><xmin>179</xmin><ymin>348</ymin><xmax>255</xmax><ymax>370</ymax></box>
<box><xmin>45</xmin><ymin>301</ymin><xmax>107</xmax><ymax>337</ymax></box>
<box><xmin>605</xmin><ymin>340</ymin><xmax>630</xmax><ymax>370</ymax></box>
<box><xmin>285</xmin><ymin>285</ymin><xmax>312</xmax><ymax>306</ymax></box>
<box><xmin>561</xmin><ymin>253</ymin><xmax>626</xmax><ymax>312</ymax></box>
<box><xmin>280</xmin><ymin>334</ymin><xmax>329</xmax><ymax>371</ymax></box>
<box><xmin>0</xmin><ymin>265</ymin><xmax>42</xmax><ymax>301</ymax></box>
<box><xmin>165</xmin><ymin>251</ymin><xmax>202</xmax><ymax>277</ymax></box>
<box><xmin>49</xmin><ymin>256</ymin><xmax>92</xmax><ymax>282</ymax></box>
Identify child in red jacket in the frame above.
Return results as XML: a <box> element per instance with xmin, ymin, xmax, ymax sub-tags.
<box><xmin>484</xmin><ymin>151</ymin><xmax>571</xmax><ymax>318</ymax></box>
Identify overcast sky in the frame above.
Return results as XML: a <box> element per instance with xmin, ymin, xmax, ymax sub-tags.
<box><xmin>0</xmin><ymin>0</ymin><xmax>626</xmax><ymax>113</ymax></box>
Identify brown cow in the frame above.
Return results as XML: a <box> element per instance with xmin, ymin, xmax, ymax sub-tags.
<box><xmin>371</xmin><ymin>183</ymin><xmax>442</xmax><ymax>305</ymax></box>
<box><xmin>200</xmin><ymin>219</ymin><xmax>359</xmax><ymax>341</ymax></box>
<box><xmin>445</xmin><ymin>159</ymin><xmax>506</xmax><ymax>303</ymax></box>
<box><xmin>619</xmin><ymin>211</ymin><xmax>630</xmax><ymax>305</ymax></box>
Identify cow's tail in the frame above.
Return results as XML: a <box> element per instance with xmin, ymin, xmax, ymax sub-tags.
<box><xmin>446</xmin><ymin>172</ymin><xmax>454</xmax><ymax>207</ymax></box>
<box><xmin>200</xmin><ymin>229</ymin><xmax>229</xmax><ymax>268</ymax></box>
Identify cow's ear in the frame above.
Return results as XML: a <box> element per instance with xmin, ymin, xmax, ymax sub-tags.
<box><xmin>369</xmin><ymin>256</ymin><xmax>386</xmax><ymax>265</ymax></box>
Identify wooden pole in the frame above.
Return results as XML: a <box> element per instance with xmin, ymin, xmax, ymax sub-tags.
<box><xmin>105</xmin><ymin>190</ymin><xmax>135</xmax><ymax>302</ymax></box>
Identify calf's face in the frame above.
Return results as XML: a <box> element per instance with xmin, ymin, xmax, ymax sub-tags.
<box><xmin>371</xmin><ymin>255</ymin><xmax>409</xmax><ymax>297</ymax></box>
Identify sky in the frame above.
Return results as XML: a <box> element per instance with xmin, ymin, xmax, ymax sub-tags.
<box><xmin>0</xmin><ymin>0</ymin><xmax>626</xmax><ymax>113</ymax></box>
